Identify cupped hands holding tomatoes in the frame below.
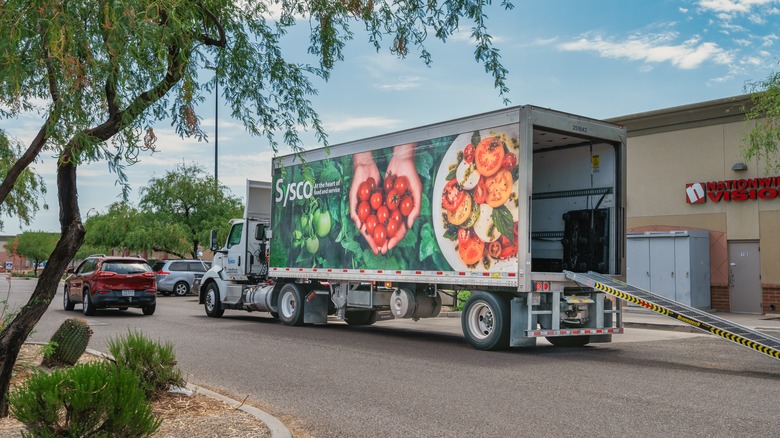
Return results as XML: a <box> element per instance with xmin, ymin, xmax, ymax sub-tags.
<box><xmin>350</xmin><ymin>144</ymin><xmax>422</xmax><ymax>255</ymax></box>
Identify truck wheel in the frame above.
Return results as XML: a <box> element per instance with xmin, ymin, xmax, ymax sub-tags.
<box><xmin>345</xmin><ymin>310</ymin><xmax>377</xmax><ymax>326</ymax></box>
<box><xmin>63</xmin><ymin>286</ymin><xmax>74</xmax><ymax>311</ymax></box>
<box><xmin>173</xmin><ymin>281</ymin><xmax>190</xmax><ymax>296</ymax></box>
<box><xmin>278</xmin><ymin>283</ymin><xmax>305</xmax><ymax>326</ymax></box>
<box><xmin>545</xmin><ymin>336</ymin><xmax>590</xmax><ymax>347</ymax></box>
<box><xmin>461</xmin><ymin>291</ymin><xmax>509</xmax><ymax>350</ymax></box>
<box><xmin>204</xmin><ymin>283</ymin><xmax>224</xmax><ymax>318</ymax></box>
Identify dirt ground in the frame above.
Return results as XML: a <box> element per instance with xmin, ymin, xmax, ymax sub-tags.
<box><xmin>0</xmin><ymin>344</ymin><xmax>271</xmax><ymax>437</ymax></box>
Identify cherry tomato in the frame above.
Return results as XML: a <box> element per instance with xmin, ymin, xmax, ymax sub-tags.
<box><xmin>386</xmin><ymin>218</ymin><xmax>400</xmax><ymax>239</ymax></box>
<box><xmin>390</xmin><ymin>209</ymin><xmax>403</xmax><ymax>224</ymax></box>
<box><xmin>399</xmin><ymin>195</ymin><xmax>414</xmax><ymax>217</ymax></box>
<box><xmin>373</xmin><ymin>224</ymin><xmax>387</xmax><ymax>247</ymax></box>
<box><xmin>358</xmin><ymin>181</ymin><xmax>372</xmax><ymax>202</ymax></box>
<box><xmin>394</xmin><ymin>175</ymin><xmax>409</xmax><ymax>195</ymax></box>
<box><xmin>502</xmin><ymin>151</ymin><xmax>518</xmax><ymax>170</ymax></box>
<box><xmin>442</xmin><ymin>179</ymin><xmax>465</xmax><ymax>212</ymax></box>
<box><xmin>472</xmin><ymin>177</ymin><xmax>487</xmax><ymax>204</ymax></box>
<box><xmin>488</xmin><ymin>240</ymin><xmax>502</xmax><ymax>258</ymax></box>
<box><xmin>383</xmin><ymin>174</ymin><xmax>396</xmax><ymax>192</ymax></box>
<box><xmin>457</xmin><ymin>227</ymin><xmax>471</xmax><ymax>246</ymax></box>
<box><xmin>365</xmin><ymin>214</ymin><xmax>378</xmax><ymax>234</ymax></box>
<box><xmin>370</xmin><ymin>192</ymin><xmax>383</xmax><ymax>211</ymax></box>
<box><xmin>386</xmin><ymin>189</ymin><xmax>401</xmax><ymax>211</ymax></box>
<box><xmin>463</xmin><ymin>143</ymin><xmax>475</xmax><ymax>163</ymax></box>
<box><xmin>365</xmin><ymin>176</ymin><xmax>377</xmax><ymax>193</ymax></box>
<box><xmin>357</xmin><ymin>201</ymin><xmax>371</xmax><ymax>222</ymax></box>
<box><xmin>376</xmin><ymin>205</ymin><xmax>390</xmax><ymax>226</ymax></box>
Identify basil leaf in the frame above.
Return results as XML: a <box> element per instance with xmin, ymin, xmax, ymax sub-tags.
<box><xmin>492</xmin><ymin>206</ymin><xmax>514</xmax><ymax>242</ymax></box>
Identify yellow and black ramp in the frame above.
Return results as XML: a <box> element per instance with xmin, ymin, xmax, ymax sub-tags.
<box><xmin>564</xmin><ymin>270</ymin><xmax>780</xmax><ymax>362</ymax></box>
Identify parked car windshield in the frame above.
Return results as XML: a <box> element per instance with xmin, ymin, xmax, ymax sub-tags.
<box><xmin>103</xmin><ymin>261</ymin><xmax>152</xmax><ymax>274</ymax></box>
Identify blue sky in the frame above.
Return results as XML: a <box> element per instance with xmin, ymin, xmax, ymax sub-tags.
<box><xmin>2</xmin><ymin>0</ymin><xmax>779</xmax><ymax>235</ymax></box>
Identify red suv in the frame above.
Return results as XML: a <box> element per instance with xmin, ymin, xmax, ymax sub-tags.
<box><xmin>63</xmin><ymin>255</ymin><xmax>157</xmax><ymax>316</ymax></box>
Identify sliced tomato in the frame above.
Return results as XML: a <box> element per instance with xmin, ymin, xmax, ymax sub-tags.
<box><xmin>485</xmin><ymin>168</ymin><xmax>513</xmax><ymax>208</ymax></box>
<box><xmin>472</xmin><ymin>177</ymin><xmax>487</xmax><ymax>204</ymax></box>
<box><xmin>498</xmin><ymin>235</ymin><xmax>517</xmax><ymax>258</ymax></box>
<box><xmin>442</xmin><ymin>179</ymin><xmax>465</xmax><ymax>212</ymax></box>
<box><xmin>463</xmin><ymin>143</ymin><xmax>475</xmax><ymax>163</ymax></box>
<box><xmin>488</xmin><ymin>240</ymin><xmax>502</xmax><ymax>258</ymax></box>
<box><xmin>475</xmin><ymin>136</ymin><xmax>505</xmax><ymax>177</ymax></box>
<box><xmin>458</xmin><ymin>233</ymin><xmax>485</xmax><ymax>265</ymax></box>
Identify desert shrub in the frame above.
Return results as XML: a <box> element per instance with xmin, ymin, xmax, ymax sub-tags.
<box><xmin>9</xmin><ymin>361</ymin><xmax>161</xmax><ymax>437</ymax></box>
<box><xmin>107</xmin><ymin>331</ymin><xmax>185</xmax><ymax>398</ymax></box>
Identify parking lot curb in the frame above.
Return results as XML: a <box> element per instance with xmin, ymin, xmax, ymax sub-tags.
<box><xmin>83</xmin><ymin>348</ymin><xmax>292</xmax><ymax>438</ymax></box>
<box><xmin>186</xmin><ymin>383</ymin><xmax>292</xmax><ymax>438</ymax></box>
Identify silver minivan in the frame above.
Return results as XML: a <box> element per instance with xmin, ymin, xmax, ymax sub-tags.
<box><xmin>151</xmin><ymin>259</ymin><xmax>211</xmax><ymax>296</ymax></box>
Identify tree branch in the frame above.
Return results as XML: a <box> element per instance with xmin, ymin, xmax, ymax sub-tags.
<box><xmin>198</xmin><ymin>6</ymin><xmax>226</xmax><ymax>48</ymax></box>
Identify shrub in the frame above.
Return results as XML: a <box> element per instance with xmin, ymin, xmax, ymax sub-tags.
<box><xmin>41</xmin><ymin>318</ymin><xmax>93</xmax><ymax>367</ymax></box>
<box><xmin>108</xmin><ymin>331</ymin><xmax>185</xmax><ymax>398</ymax></box>
<box><xmin>456</xmin><ymin>290</ymin><xmax>471</xmax><ymax>311</ymax></box>
<box><xmin>9</xmin><ymin>361</ymin><xmax>161</xmax><ymax>437</ymax></box>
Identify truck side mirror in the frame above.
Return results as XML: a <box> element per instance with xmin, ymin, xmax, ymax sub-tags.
<box><xmin>210</xmin><ymin>230</ymin><xmax>218</xmax><ymax>252</ymax></box>
<box><xmin>255</xmin><ymin>224</ymin><xmax>265</xmax><ymax>241</ymax></box>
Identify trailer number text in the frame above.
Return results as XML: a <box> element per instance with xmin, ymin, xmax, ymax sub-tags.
<box><xmin>572</xmin><ymin>124</ymin><xmax>588</xmax><ymax>134</ymax></box>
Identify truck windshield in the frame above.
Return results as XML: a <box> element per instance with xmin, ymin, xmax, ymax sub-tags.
<box><xmin>227</xmin><ymin>223</ymin><xmax>243</xmax><ymax>249</ymax></box>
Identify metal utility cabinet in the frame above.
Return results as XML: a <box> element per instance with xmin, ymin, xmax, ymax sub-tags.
<box><xmin>627</xmin><ymin>230</ymin><xmax>711</xmax><ymax>309</ymax></box>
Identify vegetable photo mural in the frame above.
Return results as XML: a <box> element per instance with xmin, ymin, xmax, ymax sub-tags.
<box><xmin>271</xmin><ymin>123</ymin><xmax>520</xmax><ymax>273</ymax></box>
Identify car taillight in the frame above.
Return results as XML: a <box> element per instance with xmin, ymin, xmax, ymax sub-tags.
<box><xmin>143</xmin><ymin>272</ymin><xmax>156</xmax><ymax>278</ymax></box>
<box><xmin>96</xmin><ymin>271</ymin><xmax>116</xmax><ymax>278</ymax></box>
<box><xmin>156</xmin><ymin>270</ymin><xmax>170</xmax><ymax>276</ymax></box>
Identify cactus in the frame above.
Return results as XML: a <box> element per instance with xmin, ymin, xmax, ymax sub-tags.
<box><xmin>41</xmin><ymin>317</ymin><xmax>94</xmax><ymax>367</ymax></box>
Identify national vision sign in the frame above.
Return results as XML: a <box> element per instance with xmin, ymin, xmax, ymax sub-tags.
<box><xmin>686</xmin><ymin>176</ymin><xmax>780</xmax><ymax>204</ymax></box>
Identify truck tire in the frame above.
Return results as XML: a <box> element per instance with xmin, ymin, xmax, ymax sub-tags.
<box><xmin>345</xmin><ymin>310</ymin><xmax>377</xmax><ymax>326</ymax></box>
<box><xmin>461</xmin><ymin>291</ymin><xmax>510</xmax><ymax>350</ymax></box>
<box><xmin>545</xmin><ymin>335</ymin><xmax>590</xmax><ymax>347</ymax></box>
<box><xmin>278</xmin><ymin>283</ymin><xmax>305</xmax><ymax>326</ymax></box>
<box><xmin>204</xmin><ymin>282</ymin><xmax>224</xmax><ymax>318</ymax></box>
<box><xmin>173</xmin><ymin>281</ymin><xmax>190</xmax><ymax>296</ymax></box>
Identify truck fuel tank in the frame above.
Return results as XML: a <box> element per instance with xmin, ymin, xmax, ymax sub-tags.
<box><xmin>390</xmin><ymin>288</ymin><xmax>442</xmax><ymax>319</ymax></box>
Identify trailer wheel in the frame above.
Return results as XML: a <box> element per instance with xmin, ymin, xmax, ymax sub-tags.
<box><xmin>345</xmin><ymin>310</ymin><xmax>377</xmax><ymax>326</ymax></box>
<box><xmin>461</xmin><ymin>292</ymin><xmax>510</xmax><ymax>350</ymax></box>
<box><xmin>204</xmin><ymin>282</ymin><xmax>224</xmax><ymax>318</ymax></box>
<box><xmin>278</xmin><ymin>283</ymin><xmax>305</xmax><ymax>326</ymax></box>
<box><xmin>545</xmin><ymin>336</ymin><xmax>590</xmax><ymax>347</ymax></box>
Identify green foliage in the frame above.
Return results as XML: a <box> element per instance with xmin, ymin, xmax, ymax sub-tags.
<box><xmin>13</xmin><ymin>232</ymin><xmax>59</xmax><ymax>276</ymax></box>
<box><xmin>107</xmin><ymin>331</ymin><xmax>185</xmax><ymax>399</ymax></box>
<box><xmin>41</xmin><ymin>318</ymin><xmax>94</xmax><ymax>368</ymax></box>
<box><xmin>743</xmin><ymin>69</ymin><xmax>780</xmax><ymax>173</ymax></box>
<box><xmin>138</xmin><ymin>163</ymin><xmax>242</xmax><ymax>258</ymax></box>
<box><xmin>8</xmin><ymin>362</ymin><xmax>161</xmax><ymax>437</ymax></box>
<box><xmin>0</xmin><ymin>132</ymin><xmax>47</xmax><ymax>231</ymax></box>
<box><xmin>456</xmin><ymin>290</ymin><xmax>471</xmax><ymax>311</ymax></box>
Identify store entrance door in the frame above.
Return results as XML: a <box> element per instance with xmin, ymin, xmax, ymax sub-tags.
<box><xmin>728</xmin><ymin>241</ymin><xmax>762</xmax><ymax>314</ymax></box>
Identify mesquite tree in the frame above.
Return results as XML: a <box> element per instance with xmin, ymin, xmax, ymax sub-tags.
<box><xmin>0</xmin><ymin>0</ymin><xmax>511</xmax><ymax>415</ymax></box>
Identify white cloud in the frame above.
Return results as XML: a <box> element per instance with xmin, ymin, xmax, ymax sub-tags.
<box><xmin>375</xmin><ymin>76</ymin><xmax>424</xmax><ymax>91</ymax></box>
<box><xmin>558</xmin><ymin>32</ymin><xmax>733</xmax><ymax>69</ymax></box>
<box><xmin>698</xmin><ymin>0</ymin><xmax>778</xmax><ymax>14</ymax></box>
<box><xmin>324</xmin><ymin>116</ymin><xmax>402</xmax><ymax>132</ymax></box>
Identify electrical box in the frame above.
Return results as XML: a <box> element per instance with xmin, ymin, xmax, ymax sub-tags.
<box><xmin>627</xmin><ymin>230</ymin><xmax>710</xmax><ymax>309</ymax></box>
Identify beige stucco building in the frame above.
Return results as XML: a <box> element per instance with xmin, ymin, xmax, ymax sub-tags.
<box><xmin>610</xmin><ymin>95</ymin><xmax>780</xmax><ymax>314</ymax></box>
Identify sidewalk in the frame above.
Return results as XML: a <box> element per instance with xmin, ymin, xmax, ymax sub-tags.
<box><xmin>621</xmin><ymin>306</ymin><xmax>780</xmax><ymax>335</ymax></box>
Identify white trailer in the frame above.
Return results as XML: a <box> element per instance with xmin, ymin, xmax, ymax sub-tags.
<box><xmin>199</xmin><ymin>105</ymin><xmax>627</xmax><ymax>350</ymax></box>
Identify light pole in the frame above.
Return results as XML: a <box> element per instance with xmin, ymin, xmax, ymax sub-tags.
<box><xmin>205</xmin><ymin>66</ymin><xmax>218</xmax><ymax>184</ymax></box>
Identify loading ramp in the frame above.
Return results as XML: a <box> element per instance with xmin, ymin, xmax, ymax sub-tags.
<box><xmin>564</xmin><ymin>270</ymin><xmax>780</xmax><ymax>361</ymax></box>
